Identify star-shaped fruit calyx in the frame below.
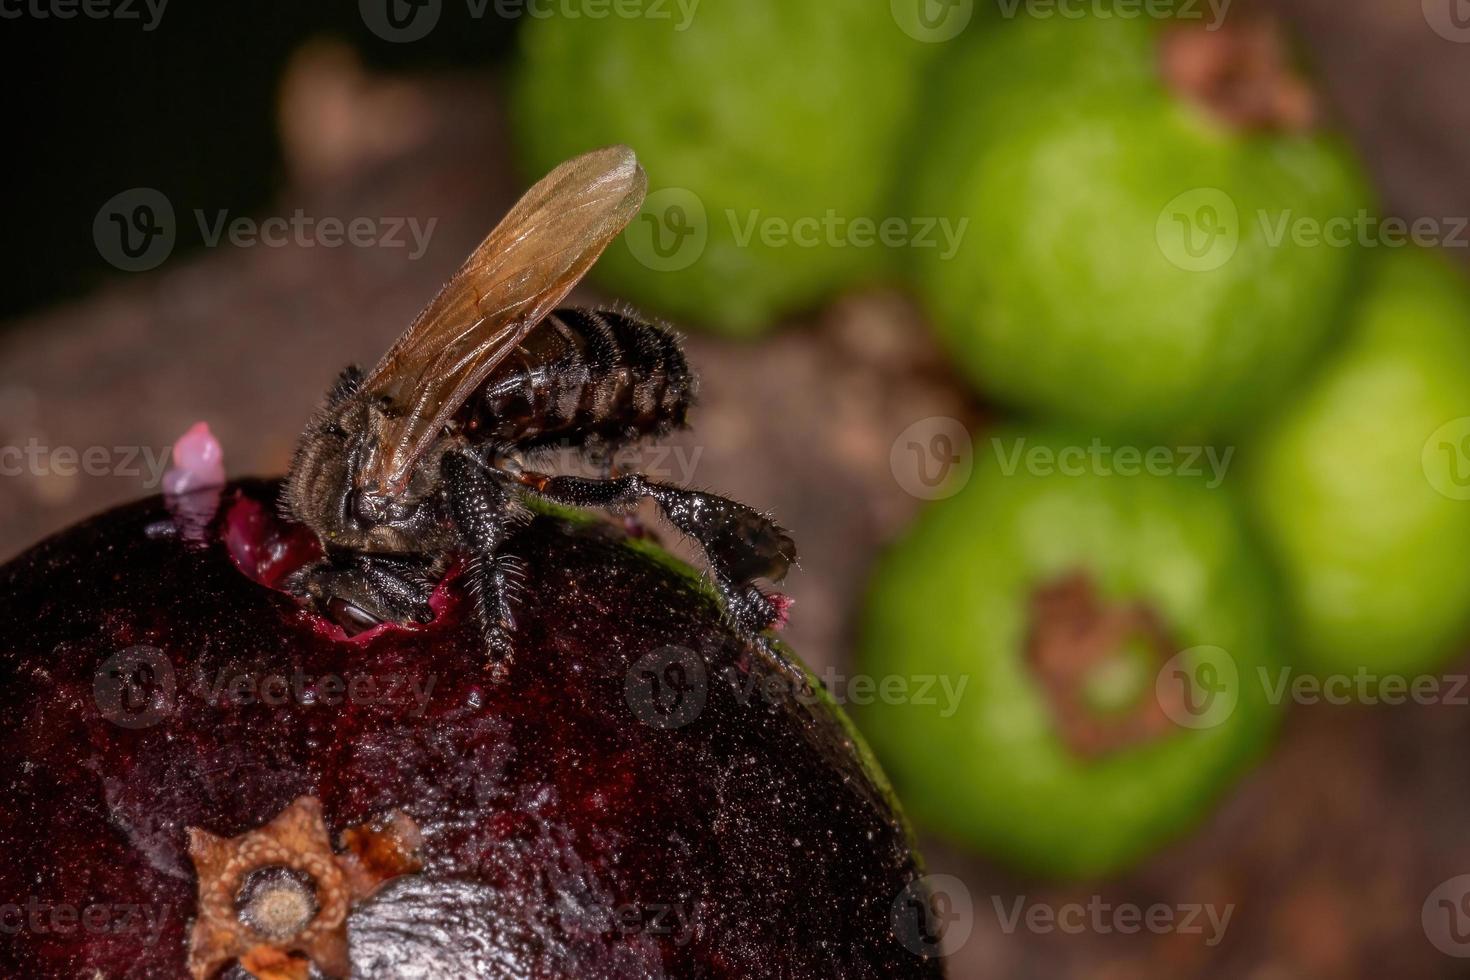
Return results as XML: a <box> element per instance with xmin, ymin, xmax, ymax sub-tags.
<box><xmin>186</xmin><ymin>795</ymin><xmax>422</xmax><ymax>980</ymax></box>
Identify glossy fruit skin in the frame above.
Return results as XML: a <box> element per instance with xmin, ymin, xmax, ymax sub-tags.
<box><xmin>510</xmin><ymin>0</ymin><xmax>931</xmax><ymax>336</ymax></box>
<box><xmin>1248</xmin><ymin>249</ymin><xmax>1470</xmax><ymax>679</ymax></box>
<box><xmin>0</xmin><ymin>480</ymin><xmax>938</xmax><ymax>979</ymax></box>
<box><xmin>859</xmin><ymin>430</ymin><xmax>1283</xmax><ymax>879</ymax></box>
<box><xmin>909</xmin><ymin>12</ymin><xmax>1370</xmax><ymax>436</ymax></box>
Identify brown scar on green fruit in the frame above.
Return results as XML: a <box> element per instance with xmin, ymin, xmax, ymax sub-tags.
<box><xmin>186</xmin><ymin>796</ymin><xmax>422</xmax><ymax>980</ymax></box>
<box><xmin>1026</xmin><ymin>572</ymin><xmax>1181</xmax><ymax>757</ymax></box>
<box><xmin>1160</xmin><ymin>16</ymin><xmax>1318</xmax><ymax>133</ymax></box>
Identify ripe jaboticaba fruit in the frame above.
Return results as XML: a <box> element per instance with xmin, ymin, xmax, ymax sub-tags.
<box><xmin>1248</xmin><ymin>249</ymin><xmax>1470</xmax><ymax>681</ymax></box>
<box><xmin>0</xmin><ymin>480</ymin><xmax>939</xmax><ymax>979</ymax></box>
<box><xmin>909</xmin><ymin>9</ymin><xmax>1370</xmax><ymax>436</ymax></box>
<box><xmin>859</xmin><ymin>430</ymin><xmax>1284</xmax><ymax>878</ymax></box>
<box><xmin>511</xmin><ymin>0</ymin><xmax>932</xmax><ymax>336</ymax></box>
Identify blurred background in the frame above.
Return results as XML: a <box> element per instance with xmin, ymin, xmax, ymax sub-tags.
<box><xmin>5</xmin><ymin>1</ymin><xmax>1470</xmax><ymax>977</ymax></box>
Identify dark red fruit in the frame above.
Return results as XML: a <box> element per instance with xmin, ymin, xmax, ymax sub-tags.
<box><xmin>0</xmin><ymin>480</ymin><xmax>937</xmax><ymax>979</ymax></box>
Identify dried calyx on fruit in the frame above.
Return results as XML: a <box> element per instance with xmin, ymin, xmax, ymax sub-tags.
<box><xmin>187</xmin><ymin>797</ymin><xmax>421</xmax><ymax>980</ymax></box>
<box><xmin>1159</xmin><ymin>17</ymin><xmax>1318</xmax><ymax>133</ymax></box>
<box><xmin>1026</xmin><ymin>572</ymin><xmax>1178</xmax><ymax>758</ymax></box>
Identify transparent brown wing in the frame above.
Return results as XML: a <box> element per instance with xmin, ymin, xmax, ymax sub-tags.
<box><xmin>359</xmin><ymin>145</ymin><xmax>647</xmax><ymax>494</ymax></box>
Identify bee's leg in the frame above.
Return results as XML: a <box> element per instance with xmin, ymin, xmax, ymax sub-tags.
<box><xmin>442</xmin><ymin>453</ymin><xmax>524</xmax><ymax>669</ymax></box>
<box><xmin>516</xmin><ymin>471</ymin><xmax>796</xmax><ymax>639</ymax></box>
<box><xmin>284</xmin><ymin>553</ymin><xmax>438</xmax><ymax>634</ymax></box>
<box><xmin>593</xmin><ymin>442</ymin><xmax>653</xmax><ymax>541</ymax></box>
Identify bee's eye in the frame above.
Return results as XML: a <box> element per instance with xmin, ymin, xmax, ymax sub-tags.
<box><xmin>327</xmin><ymin>598</ymin><xmax>382</xmax><ymax>636</ymax></box>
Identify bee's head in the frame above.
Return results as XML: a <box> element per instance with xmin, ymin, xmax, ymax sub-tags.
<box><xmin>284</xmin><ymin>367</ymin><xmax>433</xmax><ymax>552</ymax></box>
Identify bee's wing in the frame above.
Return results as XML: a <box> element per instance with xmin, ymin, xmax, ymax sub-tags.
<box><xmin>360</xmin><ymin>145</ymin><xmax>647</xmax><ymax>494</ymax></box>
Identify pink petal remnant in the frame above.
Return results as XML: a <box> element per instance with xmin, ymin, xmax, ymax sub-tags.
<box><xmin>767</xmin><ymin>592</ymin><xmax>794</xmax><ymax>633</ymax></box>
<box><xmin>163</xmin><ymin>422</ymin><xmax>226</xmax><ymax>497</ymax></box>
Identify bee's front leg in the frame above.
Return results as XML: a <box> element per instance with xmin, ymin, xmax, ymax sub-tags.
<box><xmin>441</xmin><ymin>452</ymin><xmax>527</xmax><ymax>671</ymax></box>
<box><xmin>284</xmin><ymin>553</ymin><xmax>439</xmax><ymax>635</ymax></box>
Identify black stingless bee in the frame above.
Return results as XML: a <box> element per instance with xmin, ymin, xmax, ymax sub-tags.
<box><xmin>282</xmin><ymin>145</ymin><xmax>796</xmax><ymax>667</ymax></box>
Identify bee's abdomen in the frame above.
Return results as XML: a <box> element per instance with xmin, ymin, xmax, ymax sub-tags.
<box><xmin>465</xmin><ymin>307</ymin><xmax>694</xmax><ymax>451</ymax></box>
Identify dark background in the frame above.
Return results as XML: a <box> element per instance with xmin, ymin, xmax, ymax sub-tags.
<box><xmin>3</xmin><ymin>2</ymin><xmax>1470</xmax><ymax>977</ymax></box>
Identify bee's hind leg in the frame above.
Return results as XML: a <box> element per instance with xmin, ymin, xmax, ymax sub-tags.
<box><xmin>514</xmin><ymin>471</ymin><xmax>797</xmax><ymax>641</ymax></box>
<box><xmin>442</xmin><ymin>452</ymin><xmax>525</xmax><ymax>672</ymax></box>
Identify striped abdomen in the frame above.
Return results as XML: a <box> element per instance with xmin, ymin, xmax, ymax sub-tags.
<box><xmin>460</xmin><ymin>308</ymin><xmax>694</xmax><ymax>452</ymax></box>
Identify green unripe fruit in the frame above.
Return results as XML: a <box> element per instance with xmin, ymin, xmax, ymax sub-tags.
<box><xmin>1249</xmin><ymin>249</ymin><xmax>1470</xmax><ymax>678</ymax></box>
<box><xmin>909</xmin><ymin>12</ymin><xmax>1370</xmax><ymax>435</ymax></box>
<box><xmin>511</xmin><ymin>0</ymin><xmax>932</xmax><ymax>336</ymax></box>
<box><xmin>859</xmin><ymin>429</ymin><xmax>1282</xmax><ymax>878</ymax></box>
